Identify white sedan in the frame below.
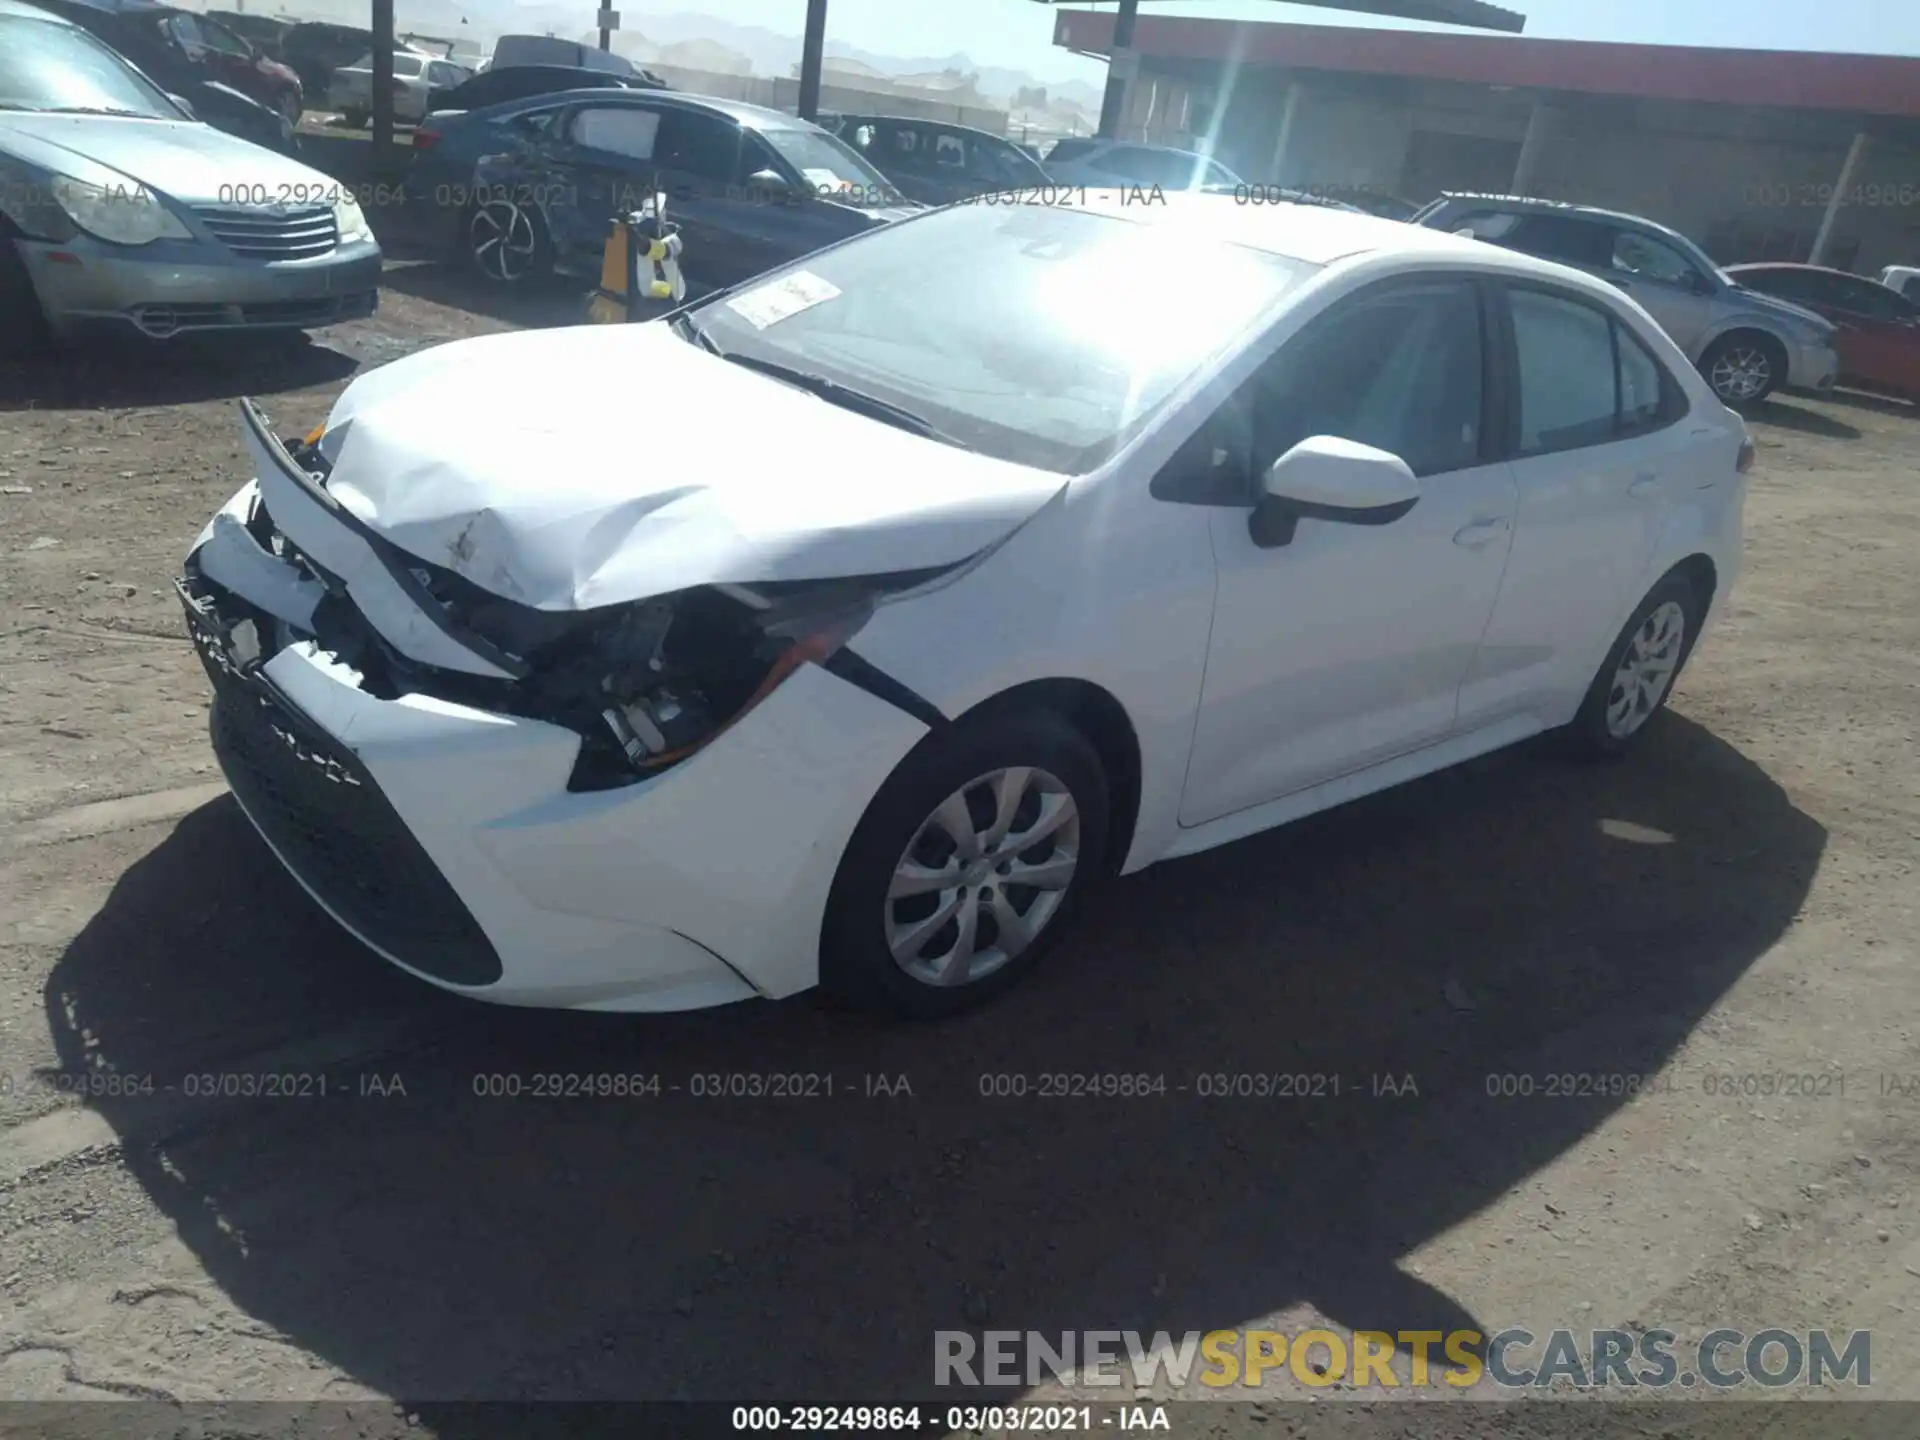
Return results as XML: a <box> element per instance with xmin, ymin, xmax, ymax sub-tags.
<box><xmin>326</xmin><ymin>50</ymin><xmax>468</xmax><ymax>126</ymax></box>
<box><xmin>179</xmin><ymin>195</ymin><xmax>1750</xmax><ymax>1018</ymax></box>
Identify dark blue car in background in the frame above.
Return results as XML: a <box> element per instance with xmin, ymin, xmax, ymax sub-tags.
<box><xmin>405</xmin><ymin>89</ymin><xmax>920</xmax><ymax>295</ymax></box>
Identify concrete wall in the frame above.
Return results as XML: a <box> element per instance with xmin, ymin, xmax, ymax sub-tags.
<box><xmin>643</xmin><ymin>65</ymin><xmax>1010</xmax><ymax>135</ymax></box>
<box><xmin>1134</xmin><ymin>58</ymin><xmax>1920</xmax><ymax>273</ymax></box>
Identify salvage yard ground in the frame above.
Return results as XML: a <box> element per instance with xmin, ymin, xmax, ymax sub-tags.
<box><xmin>1</xmin><ymin>263</ymin><xmax>1918</xmax><ymax>1436</ymax></box>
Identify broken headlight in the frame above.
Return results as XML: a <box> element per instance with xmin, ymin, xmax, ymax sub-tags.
<box><xmin>498</xmin><ymin>579</ymin><xmax>886</xmax><ymax>791</ymax></box>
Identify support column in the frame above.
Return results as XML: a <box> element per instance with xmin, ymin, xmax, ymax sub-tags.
<box><xmin>1267</xmin><ymin>81</ymin><xmax>1303</xmax><ymax>185</ymax></box>
<box><xmin>1097</xmin><ymin>0</ymin><xmax>1139</xmax><ymax>140</ymax></box>
<box><xmin>370</xmin><ymin>0</ymin><xmax>393</xmax><ymax>160</ymax></box>
<box><xmin>1510</xmin><ymin>100</ymin><xmax>1553</xmax><ymax>197</ymax></box>
<box><xmin>1810</xmin><ymin>130</ymin><xmax>1869</xmax><ymax>266</ymax></box>
<box><xmin>796</xmin><ymin>0</ymin><xmax>828</xmax><ymax>121</ymax></box>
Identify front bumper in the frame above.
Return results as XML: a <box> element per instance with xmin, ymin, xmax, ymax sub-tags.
<box><xmin>1788</xmin><ymin>340</ymin><xmax>1839</xmax><ymax>392</ymax></box>
<box><xmin>182</xmin><ymin>479</ymin><xmax>929</xmax><ymax>1012</ymax></box>
<box><xmin>19</xmin><ymin>235</ymin><xmax>382</xmax><ymax>339</ymax></box>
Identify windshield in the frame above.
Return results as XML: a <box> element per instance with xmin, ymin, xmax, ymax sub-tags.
<box><xmin>0</xmin><ymin>13</ymin><xmax>180</xmax><ymax>117</ymax></box>
<box><xmin>683</xmin><ymin>204</ymin><xmax>1314</xmax><ymax>475</ymax></box>
<box><xmin>759</xmin><ymin>125</ymin><xmax>903</xmax><ymax>207</ymax></box>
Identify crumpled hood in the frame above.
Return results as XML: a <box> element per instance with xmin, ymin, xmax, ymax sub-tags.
<box><xmin>313</xmin><ymin>321</ymin><xmax>1067</xmax><ymax>611</ymax></box>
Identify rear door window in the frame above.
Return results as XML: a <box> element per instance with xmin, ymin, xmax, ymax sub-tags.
<box><xmin>1505</xmin><ymin>214</ymin><xmax>1614</xmax><ymax>268</ymax></box>
<box><xmin>1507</xmin><ymin>286</ymin><xmax>1685</xmax><ymax>453</ymax></box>
<box><xmin>1509</xmin><ymin>289</ymin><xmax>1621</xmax><ymax>453</ymax></box>
<box><xmin>571</xmin><ymin>104</ymin><xmax>660</xmax><ymax>161</ymax></box>
<box><xmin>1610</xmin><ymin>229</ymin><xmax>1702</xmax><ymax>287</ymax></box>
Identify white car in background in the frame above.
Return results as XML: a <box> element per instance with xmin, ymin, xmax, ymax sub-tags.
<box><xmin>1881</xmin><ymin>265</ymin><xmax>1920</xmax><ymax>301</ymax></box>
<box><xmin>178</xmin><ymin>197</ymin><xmax>1750</xmax><ymax>1019</ymax></box>
<box><xmin>326</xmin><ymin>48</ymin><xmax>469</xmax><ymax>126</ymax></box>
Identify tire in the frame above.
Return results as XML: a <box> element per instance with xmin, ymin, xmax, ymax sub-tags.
<box><xmin>1699</xmin><ymin>331</ymin><xmax>1785</xmax><ymax>408</ymax></box>
<box><xmin>278</xmin><ymin>92</ymin><xmax>302</xmax><ymax>126</ymax></box>
<box><xmin>820</xmin><ymin>707</ymin><xmax>1110</xmax><ymax>1019</ymax></box>
<box><xmin>463</xmin><ymin>196</ymin><xmax>552</xmax><ymax>286</ymax></box>
<box><xmin>1562</xmin><ymin>572</ymin><xmax>1702</xmax><ymax>758</ymax></box>
<box><xmin>341</xmin><ymin>108</ymin><xmax>368</xmax><ymax>130</ymax></box>
<box><xmin>0</xmin><ymin>230</ymin><xmax>51</xmax><ymax>360</ymax></box>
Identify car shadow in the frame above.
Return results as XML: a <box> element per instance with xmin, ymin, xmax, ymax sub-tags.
<box><xmin>0</xmin><ymin>333</ymin><xmax>360</xmax><ymax>414</ymax></box>
<box><xmin>46</xmin><ymin>710</ymin><xmax>1823</xmax><ymax>1403</ymax></box>
<box><xmin>1754</xmin><ymin>395</ymin><xmax>1863</xmax><ymax>439</ymax></box>
<box><xmin>380</xmin><ymin>259</ymin><xmax>595</xmax><ymax>332</ymax></box>
<box><xmin>1820</xmin><ymin>387</ymin><xmax>1918</xmax><ymax>420</ymax></box>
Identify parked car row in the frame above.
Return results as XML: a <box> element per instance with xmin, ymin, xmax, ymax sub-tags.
<box><xmin>29</xmin><ymin>0</ymin><xmax>302</xmax><ymax>153</ymax></box>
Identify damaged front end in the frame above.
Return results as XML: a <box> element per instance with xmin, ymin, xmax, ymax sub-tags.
<box><xmin>189</xmin><ymin>402</ymin><xmax>954</xmax><ymax>793</ymax></box>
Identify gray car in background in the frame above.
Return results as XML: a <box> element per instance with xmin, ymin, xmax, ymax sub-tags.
<box><xmin>1413</xmin><ymin>192</ymin><xmax>1839</xmax><ymax>406</ymax></box>
<box><xmin>1</xmin><ymin>0</ymin><xmax>380</xmax><ymax>351</ymax></box>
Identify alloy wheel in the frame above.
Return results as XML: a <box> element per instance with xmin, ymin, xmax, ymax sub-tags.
<box><xmin>1606</xmin><ymin>600</ymin><xmax>1686</xmax><ymax>739</ymax></box>
<box><xmin>886</xmin><ymin>767</ymin><xmax>1081</xmax><ymax>988</ymax></box>
<box><xmin>469</xmin><ymin>200</ymin><xmax>539</xmax><ymax>283</ymax></box>
<box><xmin>1709</xmin><ymin>345</ymin><xmax>1771</xmax><ymax>403</ymax></box>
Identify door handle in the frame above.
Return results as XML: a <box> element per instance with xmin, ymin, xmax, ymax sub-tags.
<box><xmin>1628</xmin><ymin>472</ymin><xmax>1661</xmax><ymax>498</ymax></box>
<box><xmin>1452</xmin><ymin>517</ymin><xmax>1510</xmax><ymax>549</ymax></box>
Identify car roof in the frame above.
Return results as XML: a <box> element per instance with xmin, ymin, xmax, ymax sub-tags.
<box><xmin>1431</xmin><ymin>191</ymin><xmax>1683</xmax><ymax>232</ymax></box>
<box><xmin>826</xmin><ymin>112</ymin><xmax>1012</xmax><ymax>143</ymax></box>
<box><xmin>1725</xmin><ymin>262</ymin><xmax>1846</xmax><ymax>276</ymax></box>
<box><xmin>493</xmin><ymin>85</ymin><xmax>817</xmax><ymax>131</ymax></box>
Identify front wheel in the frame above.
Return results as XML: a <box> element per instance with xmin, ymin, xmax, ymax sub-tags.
<box><xmin>464</xmin><ymin>197</ymin><xmax>551</xmax><ymax>285</ymax></box>
<box><xmin>1700</xmin><ymin>332</ymin><xmax>1784</xmax><ymax>407</ymax></box>
<box><xmin>821</xmin><ymin>709</ymin><xmax>1110</xmax><ymax>1018</ymax></box>
<box><xmin>1562</xmin><ymin>573</ymin><xmax>1702</xmax><ymax>758</ymax></box>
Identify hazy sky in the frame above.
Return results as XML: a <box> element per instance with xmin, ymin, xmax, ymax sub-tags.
<box><xmin>633</xmin><ymin>0</ymin><xmax>1920</xmax><ymax>85</ymax></box>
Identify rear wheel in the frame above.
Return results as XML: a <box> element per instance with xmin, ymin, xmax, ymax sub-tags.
<box><xmin>1562</xmin><ymin>572</ymin><xmax>1702</xmax><ymax>758</ymax></box>
<box><xmin>1700</xmin><ymin>331</ymin><xmax>1784</xmax><ymax>407</ymax></box>
<box><xmin>821</xmin><ymin>708</ymin><xmax>1109</xmax><ymax>1019</ymax></box>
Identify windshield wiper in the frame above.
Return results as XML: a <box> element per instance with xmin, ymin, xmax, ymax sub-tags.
<box><xmin>723</xmin><ymin>352</ymin><xmax>954</xmax><ymax>444</ymax></box>
<box><xmin>678</xmin><ymin>324</ymin><xmax>956</xmax><ymax>446</ymax></box>
<box><xmin>44</xmin><ymin>106</ymin><xmax>153</xmax><ymax>117</ymax></box>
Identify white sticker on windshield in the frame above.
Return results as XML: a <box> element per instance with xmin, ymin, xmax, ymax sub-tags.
<box><xmin>801</xmin><ymin>167</ymin><xmax>849</xmax><ymax>192</ymax></box>
<box><xmin>725</xmin><ymin>270</ymin><xmax>842</xmax><ymax>330</ymax></box>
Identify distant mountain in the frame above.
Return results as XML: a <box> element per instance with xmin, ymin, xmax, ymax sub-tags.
<box><xmin>628</xmin><ymin>10</ymin><xmax>1105</xmax><ymax>107</ymax></box>
<box><xmin>237</xmin><ymin>0</ymin><xmax>1108</xmax><ymax>112</ymax></box>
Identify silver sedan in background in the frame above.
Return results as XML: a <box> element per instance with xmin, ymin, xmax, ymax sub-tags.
<box><xmin>0</xmin><ymin>0</ymin><xmax>380</xmax><ymax>352</ymax></box>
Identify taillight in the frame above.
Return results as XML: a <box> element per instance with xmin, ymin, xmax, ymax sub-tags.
<box><xmin>413</xmin><ymin>129</ymin><xmax>439</xmax><ymax>151</ymax></box>
<box><xmin>1737</xmin><ymin>433</ymin><xmax>1756</xmax><ymax>474</ymax></box>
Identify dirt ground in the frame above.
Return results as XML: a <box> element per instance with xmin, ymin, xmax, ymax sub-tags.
<box><xmin>1</xmin><ymin>259</ymin><xmax>1918</xmax><ymax>1438</ymax></box>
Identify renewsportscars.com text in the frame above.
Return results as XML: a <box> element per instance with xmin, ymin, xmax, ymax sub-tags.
<box><xmin>935</xmin><ymin>1327</ymin><xmax>1870</xmax><ymax>1390</ymax></box>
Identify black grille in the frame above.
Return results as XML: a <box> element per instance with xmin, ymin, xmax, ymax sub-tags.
<box><xmin>193</xmin><ymin>205</ymin><xmax>339</xmax><ymax>260</ymax></box>
<box><xmin>188</xmin><ymin>589</ymin><xmax>503</xmax><ymax>987</ymax></box>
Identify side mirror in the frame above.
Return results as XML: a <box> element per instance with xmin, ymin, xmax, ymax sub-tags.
<box><xmin>746</xmin><ymin>167</ymin><xmax>800</xmax><ymax>204</ymax></box>
<box><xmin>1250</xmin><ymin>436</ymin><xmax>1420</xmax><ymax>549</ymax></box>
<box><xmin>168</xmin><ymin>92</ymin><xmax>197</xmax><ymax>119</ymax></box>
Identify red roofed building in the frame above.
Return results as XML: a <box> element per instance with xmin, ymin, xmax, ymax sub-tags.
<box><xmin>1052</xmin><ymin>8</ymin><xmax>1920</xmax><ymax>273</ymax></box>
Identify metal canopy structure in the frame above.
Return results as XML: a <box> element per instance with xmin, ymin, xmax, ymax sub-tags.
<box><xmin>1029</xmin><ymin>0</ymin><xmax>1526</xmax><ymax>137</ymax></box>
